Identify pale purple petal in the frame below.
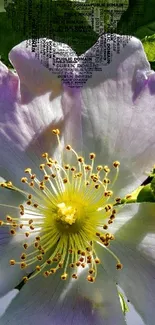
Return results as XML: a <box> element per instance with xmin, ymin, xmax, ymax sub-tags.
<box><xmin>79</xmin><ymin>35</ymin><xmax>155</xmax><ymax>197</ymax></box>
<box><xmin>0</xmin><ymin>39</ymin><xmax>82</xmax><ymax>187</ymax></box>
<box><xmin>0</xmin><ymin>60</ymin><xmax>62</xmax><ymax>187</ymax></box>
<box><xmin>148</xmin><ymin>72</ymin><xmax>155</xmax><ymax>94</ymax></box>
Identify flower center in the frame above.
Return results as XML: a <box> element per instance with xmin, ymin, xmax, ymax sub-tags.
<box><xmin>0</xmin><ymin>129</ymin><xmax>123</xmax><ymax>283</ymax></box>
<box><xmin>57</xmin><ymin>203</ymin><xmax>77</xmax><ymax>225</ymax></box>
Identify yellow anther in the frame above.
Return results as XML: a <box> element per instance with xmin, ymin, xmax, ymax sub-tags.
<box><xmin>76</xmin><ymin>261</ymin><xmax>80</xmax><ymax>267</ymax></box>
<box><xmin>34</xmin><ymin>241</ymin><xmax>39</xmax><ymax>248</ymax></box>
<box><xmin>37</xmin><ymin>255</ymin><xmax>43</xmax><ymax>261</ymax></box>
<box><xmin>66</xmin><ymin>145</ymin><xmax>71</xmax><ymax>150</ymax></box>
<box><xmin>95</xmin><ymin>184</ymin><xmax>100</xmax><ymax>189</ymax></box>
<box><xmin>103</xmin><ymin>165</ymin><xmax>110</xmax><ymax>173</ymax></box>
<box><xmin>116</xmin><ymin>263</ymin><xmax>123</xmax><ymax>270</ymax></box>
<box><xmin>6</xmin><ymin>181</ymin><xmax>13</xmax><ymax>188</ymax></box>
<box><xmin>48</xmin><ymin>158</ymin><xmax>55</xmax><ymax>163</ymax></box>
<box><xmin>70</xmin><ymin>166</ymin><xmax>76</xmax><ymax>172</ymax></box>
<box><xmin>64</xmin><ymin>164</ymin><xmax>70</xmax><ymax>170</ymax></box>
<box><xmin>91</xmin><ymin>174</ymin><xmax>98</xmax><ymax>182</ymax></box>
<box><xmin>10</xmin><ymin>229</ymin><xmax>16</xmax><ymax>235</ymax></box>
<box><xmin>115</xmin><ymin>197</ymin><xmax>121</xmax><ymax>203</ymax></box>
<box><xmin>109</xmin><ymin>234</ymin><xmax>115</xmax><ymax>240</ymax></box>
<box><xmin>72</xmin><ymin>273</ymin><xmax>78</xmax><ymax>279</ymax></box>
<box><xmin>113</xmin><ymin>161</ymin><xmax>120</xmax><ymax>168</ymax></box>
<box><xmin>100</xmin><ymin>235</ymin><xmax>106</xmax><ymax>242</ymax></box>
<box><xmin>52</xmin><ymin>129</ymin><xmax>60</xmax><ymax>135</ymax></box>
<box><xmin>104</xmin><ymin>190</ymin><xmax>113</xmax><ymax>197</ymax></box>
<box><xmin>26</xmin><ymin>200</ymin><xmax>31</xmax><ymax>205</ymax></box>
<box><xmin>58</xmin><ymin>262</ymin><xmax>63</xmax><ymax>268</ymax></box>
<box><xmin>63</xmin><ymin>178</ymin><xmax>68</xmax><ymax>184</ymax></box>
<box><xmin>97</xmin><ymin>165</ymin><xmax>103</xmax><ymax>171</ymax></box>
<box><xmin>30</xmin><ymin>174</ymin><xmax>36</xmax><ymax>180</ymax></box>
<box><xmin>20</xmin><ymin>262</ymin><xmax>27</xmax><ymax>269</ymax></box>
<box><xmin>89</xmin><ymin>153</ymin><xmax>96</xmax><ymax>159</ymax></box>
<box><xmin>33</xmin><ymin>203</ymin><xmax>39</xmax><ymax>208</ymax></box>
<box><xmin>10</xmin><ymin>259</ymin><xmax>15</xmax><ymax>265</ymax></box>
<box><xmin>95</xmin><ymin>257</ymin><xmax>100</xmax><ymax>264</ymax></box>
<box><xmin>89</xmin><ymin>268</ymin><xmax>95</xmax><ymax>275</ymax></box>
<box><xmin>36</xmin><ymin>265</ymin><xmax>41</xmax><ymax>271</ymax></box>
<box><xmin>0</xmin><ymin>183</ymin><xmax>6</xmax><ymax>188</ymax></box>
<box><xmin>77</xmin><ymin>156</ymin><xmax>84</xmax><ymax>163</ymax></box>
<box><xmin>6</xmin><ymin>216</ymin><xmax>12</xmax><ymax>222</ymax></box>
<box><xmin>47</xmin><ymin>163</ymin><xmax>52</xmax><ymax>167</ymax></box>
<box><xmin>42</xmin><ymin>152</ymin><xmax>48</xmax><ymax>158</ymax></box>
<box><xmin>43</xmin><ymin>271</ymin><xmax>50</xmax><ymax>277</ymax></box>
<box><xmin>87</xmin><ymin>275</ymin><xmax>95</xmax><ymax>282</ymax></box>
<box><xmin>44</xmin><ymin>175</ymin><xmax>50</xmax><ymax>181</ymax></box>
<box><xmin>85</xmin><ymin>165</ymin><xmax>92</xmax><ymax>171</ymax></box>
<box><xmin>23</xmin><ymin>243</ymin><xmax>28</xmax><ymax>249</ymax></box>
<box><xmin>105</xmin><ymin>204</ymin><xmax>112</xmax><ymax>212</ymax></box>
<box><xmin>21</xmin><ymin>177</ymin><xmax>28</xmax><ymax>183</ymax></box>
<box><xmin>50</xmin><ymin>268</ymin><xmax>56</xmax><ymax>274</ymax></box>
<box><xmin>20</xmin><ymin>253</ymin><xmax>26</xmax><ymax>260</ymax></box>
<box><xmin>22</xmin><ymin>276</ymin><xmax>28</xmax><ymax>283</ymax></box>
<box><xmin>110</xmin><ymin>214</ymin><xmax>115</xmax><ymax>220</ymax></box>
<box><xmin>81</xmin><ymin>263</ymin><xmax>86</xmax><ymax>268</ymax></box>
<box><xmin>70</xmin><ymin>263</ymin><xmax>75</xmax><ymax>268</ymax></box>
<box><xmin>46</xmin><ymin>259</ymin><xmax>52</xmax><ymax>265</ymax></box>
<box><xmin>24</xmin><ymin>168</ymin><xmax>31</xmax><ymax>174</ymax></box>
<box><xmin>79</xmin><ymin>257</ymin><xmax>84</xmax><ymax>262</ymax></box>
<box><xmin>76</xmin><ymin>172</ymin><xmax>82</xmax><ymax>177</ymax></box>
<box><xmin>103</xmin><ymin>178</ymin><xmax>110</xmax><ymax>184</ymax></box>
<box><xmin>61</xmin><ymin>273</ymin><xmax>68</xmax><ymax>280</ymax></box>
<box><xmin>39</xmin><ymin>164</ymin><xmax>45</xmax><ymax>170</ymax></box>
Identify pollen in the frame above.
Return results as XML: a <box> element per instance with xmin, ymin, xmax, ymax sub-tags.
<box><xmin>0</xmin><ymin>129</ymin><xmax>123</xmax><ymax>284</ymax></box>
<box><xmin>57</xmin><ymin>203</ymin><xmax>77</xmax><ymax>225</ymax></box>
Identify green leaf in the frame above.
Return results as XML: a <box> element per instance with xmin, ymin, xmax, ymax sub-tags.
<box><xmin>137</xmin><ymin>184</ymin><xmax>155</xmax><ymax>203</ymax></box>
<box><xmin>141</xmin><ymin>34</ymin><xmax>155</xmax><ymax>61</ymax></box>
<box><xmin>117</xmin><ymin>0</ymin><xmax>155</xmax><ymax>40</ymax></box>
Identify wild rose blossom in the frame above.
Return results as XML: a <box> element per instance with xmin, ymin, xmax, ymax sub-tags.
<box><xmin>0</xmin><ymin>35</ymin><xmax>155</xmax><ymax>325</ymax></box>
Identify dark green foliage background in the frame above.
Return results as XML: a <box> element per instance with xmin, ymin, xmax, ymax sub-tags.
<box><xmin>0</xmin><ymin>0</ymin><xmax>155</xmax><ymax>69</ymax></box>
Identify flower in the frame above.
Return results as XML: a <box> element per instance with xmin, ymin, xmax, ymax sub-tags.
<box><xmin>0</xmin><ymin>34</ymin><xmax>155</xmax><ymax>325</ymax></box>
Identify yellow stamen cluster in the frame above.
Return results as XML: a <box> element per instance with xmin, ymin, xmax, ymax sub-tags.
<box><xmin>0</xmin><ymin>129</ymin><xmax>123</xmax><ymax>283</ymax></box>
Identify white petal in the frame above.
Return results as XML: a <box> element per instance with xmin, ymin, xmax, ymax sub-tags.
<box><xmin>97</xmin><ymin>203</ymin><xmax>155</xmax><ymax>325</ymax></box>
<box><xmin>0</xmin><ymin>188</ymin><xmax>36</xmax><ymax>297</ymax></box>
<box><xmin>0</xmin><ymin>267</ymin><xmax>126</xmax><ymax>325</ymax></box>
<box><xmin>0</xmin><ymin>289</ymin><xmax>19</xmax><ymax>318</ymax></box>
